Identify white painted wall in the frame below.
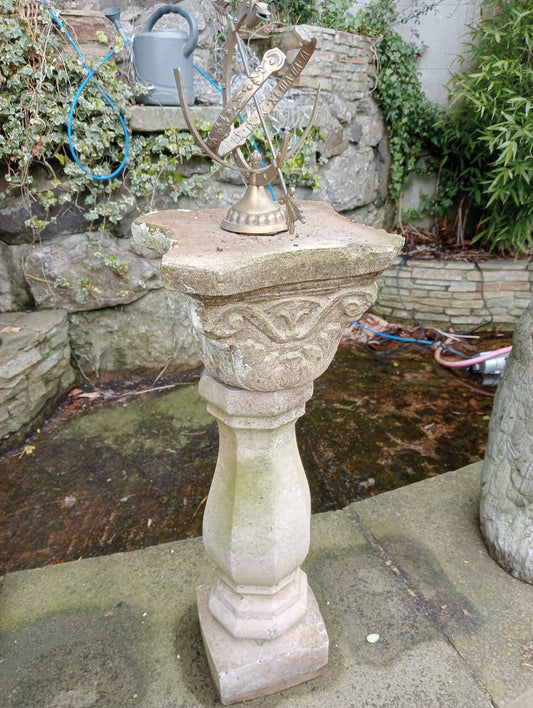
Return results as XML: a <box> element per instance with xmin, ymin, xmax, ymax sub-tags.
<box><xmin>395</xmin><ymin>0</ymin><xmax>481</xmax><ymax>105</ymax></box>
<box><xmin>349</xmin><ymin>0</ymin><xmax>481</xmax><ymax>105</ymax></box>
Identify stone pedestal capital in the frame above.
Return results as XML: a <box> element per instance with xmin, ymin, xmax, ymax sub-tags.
<box><xmin>135</xmin><ymin>202</ymin><xmax>403</xmax><ymax>392</ymax></box>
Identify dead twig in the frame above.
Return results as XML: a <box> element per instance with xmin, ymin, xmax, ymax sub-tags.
<box><xmin>113</xmin><ymin>381</ymin><xmax>193</xmax><ymax>401</ymax></box>
<box><xmin>186</xmin><ymin>495</ymin><xmax>208</xmax><ymax>536</ymax></box>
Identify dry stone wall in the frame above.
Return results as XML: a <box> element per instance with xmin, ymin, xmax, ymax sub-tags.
<box><xmin>374</xmin><ymin>258</ymin><xmax>532</xmax><ymax>331</ymax></box>
<box><xmin>0</xmin><ymin>310</ymin><xmax>75</xmax><ymax>446</ymax></box>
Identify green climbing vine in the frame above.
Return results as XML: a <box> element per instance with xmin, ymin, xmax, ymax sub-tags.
<box><xmin>354</xmin><ymin>0</ymin><xmax>442</xmax><ymax>203</ymax></box>
<box><xmin>269</xmin><ymin>0</ymin><xmax>443</xmax><ymax>205</ymax></box>
<box><xmin>0</xmin><ymin>0</ymin><xmax>206</xmax><ymax>242</ymax></box>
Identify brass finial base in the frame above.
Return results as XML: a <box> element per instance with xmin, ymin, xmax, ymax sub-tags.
<box><xmin>221</xmin><ymin>184</ymin><xmax>287</xmax><ymax>235</ymax></box>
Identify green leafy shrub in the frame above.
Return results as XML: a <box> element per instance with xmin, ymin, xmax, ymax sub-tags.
<box><xmin>269</xmin><ymin>0</ymin><xmax>356</xmax><ymax>30</ymax></box>
<box><xmin>441</xmin><ymin>0</ymin><xmax>533</xmax><ymax>254</ymax></box>
<box><xmin>268</xmin><ymin>0</ymin><xmax>317</xmax><ymax>25</ymax></box>
<box><xmin>1</xmin><ymin>0</ymin><xmax>130</xmax><ymax>217</ymax></box>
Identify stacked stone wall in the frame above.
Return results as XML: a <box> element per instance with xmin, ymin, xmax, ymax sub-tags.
<box><xmin>273</xmin><ymin>26</ymin><xmax>375</xmax><ymax>100</ymax></box>
<box><xmin>373</xmin><ymin>259</ymin><xmax>532</xmax><ymax>331</ymax></box>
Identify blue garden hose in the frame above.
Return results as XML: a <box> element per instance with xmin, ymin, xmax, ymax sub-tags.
<box><xmin>40</xmin><ymin>1</ymin><xmax>278</xmax><ymax>190</ymax></box>
<box><xmin>67</xmin><ymin>52</ymin><xmax>130</xmax><ymax>181</ymax></box>
<box><xmin>193</xmin><ymin>64</ymin><xmax>221</xmax><ymax>95</ymax></box>
<box><xmin>39</xmin><ymin>0</ymin><xmax>130</xmax><ymax>181</ymax></box>
<box><xmin>352</xmin><ymin>322</ymin><xmax>468</xmax><ymax>358</ymax></box>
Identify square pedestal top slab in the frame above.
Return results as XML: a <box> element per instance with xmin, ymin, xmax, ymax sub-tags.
<box><xmin>136</xmin><ymin>202</ymin><xmax>403</xmax><ymax>298</ymax></box>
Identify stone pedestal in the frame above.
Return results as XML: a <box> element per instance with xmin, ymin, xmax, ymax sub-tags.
<box><xmin>134</xmin><ymin>202</ymin><xmax>403</xmax><ymax>703</ymax></box>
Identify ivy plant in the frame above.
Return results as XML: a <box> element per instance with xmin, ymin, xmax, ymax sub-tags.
<box><xmin>352</xmin><ymin>0</ymin><xmax>442</xmax><ymax>204</ymax></box>
<box><xmin>0</xmin><ymin>0</ymin><xmax>206</xmax><ymax>243</ymax></box>
<box><xmin>1</xmin><ymin>0</ymin><xmax>321</xmax><ymax>253</ymax></box>
<box><xmin>269</xmin><ymin>0</ymin><xmax>442</xmax><ymax>206</ymax></box>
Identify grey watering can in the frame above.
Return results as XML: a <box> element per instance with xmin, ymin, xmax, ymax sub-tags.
<box><xmin>133</xmin><ymin>4</ymin><xmax>198</xmax><ymax>106</ymax></box>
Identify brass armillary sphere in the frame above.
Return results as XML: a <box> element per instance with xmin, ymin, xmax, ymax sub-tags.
<box><xmin>174</xmin><ymin>0</ymin><xmax>320</xmax><ymax>234</ymax></box>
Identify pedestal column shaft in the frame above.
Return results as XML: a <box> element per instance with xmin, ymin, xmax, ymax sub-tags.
<box><xmin>203</xmin><ymin>414</ymin><xmax>310</xmax><ymax>586</ymax></box>
<box><xmin>199</xmin><ymin>373</ymin><xmax>314</xmax><ymax>640</ymax></box>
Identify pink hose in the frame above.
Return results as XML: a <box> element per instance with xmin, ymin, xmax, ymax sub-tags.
<box><xmin>434</xmin><ymin>345</ymin><xmax>512</xmax><ymax>369</ymax></box>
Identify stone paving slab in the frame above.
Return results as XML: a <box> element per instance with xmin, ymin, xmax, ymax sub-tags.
<box><xmin>0</xmin><ymin>462</ymin><xmax>531</xmax><ymax>707</ymax></box>
<box><xmin>349</xmin><ymin>462</ymin><xmax>533</xmax><ymax>708</ymax></box>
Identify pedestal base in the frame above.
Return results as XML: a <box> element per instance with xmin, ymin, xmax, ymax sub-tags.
<box><xmin>208</xmin><ymin>568</ymin><xmax>309</xmax><ymax>640</ymax></box>
<box><xmin>197</xmin><ymin>583</ymin><xmax>329</xmax><ymax>705</ymax></box>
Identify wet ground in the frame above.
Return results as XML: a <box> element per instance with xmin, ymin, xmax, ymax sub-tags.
<box><xmin>0</xmin><ymin>335</ymin><xmax>510</xmax><ymax>575</ymax></box>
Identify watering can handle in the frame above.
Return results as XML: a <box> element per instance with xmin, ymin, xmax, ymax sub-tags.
<box><xmin>143</xmin><ymin>5</ymin><xmax>198</xmax><ymax>57</ymax></box>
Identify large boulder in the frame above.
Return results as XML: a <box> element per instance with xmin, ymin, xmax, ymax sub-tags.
<box><xmin>69</xmin><ymin>289</ymin><xmax>200</xmax><ymax>376</ymax></box>
<box><xmin>23</xmin><ymin>232</ymin><xmax>162</xmax><ymax>311</ymax></box>
<box><xmin>480</xmin><ymin>301</ymin><xmax>533</xmax><ymax>583</ymax></box>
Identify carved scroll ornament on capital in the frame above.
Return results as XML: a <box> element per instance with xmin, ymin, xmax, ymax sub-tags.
<box><xmin>189</xmin><ymin>284</ymin><xmax>377</xmax><ymax>391</ymax></box>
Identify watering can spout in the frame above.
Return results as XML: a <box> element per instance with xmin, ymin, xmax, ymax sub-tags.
<box><xmin>103</xmin><ymin>6</ymin><xmax>129</xmax><ymax>44</ymax></box>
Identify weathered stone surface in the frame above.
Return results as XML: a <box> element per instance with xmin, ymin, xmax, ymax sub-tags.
<box><xmin>0</xmin><ymin>310</ymin><xmax>74</xmax><ymax>445</ymax></box>
<box><xmin>351</xmin><ymin>97</ymin><xmax>385</xmax><ymax>147</ymax></box>
<box><xmin>23</xmin><ymin>232</ymin><xmax>162</xmax><ymax>311</ymax></box>
<box><xmin>480</xmin><ymin>300</ymin><xmax>533</xmax><ymax>583</ymax></box>
<box><xmin>0</xmin><ymin>242</ymin><xmax>33</xmax><ymax>312</ymax></box>
<box><xmin>129</xmin><ymin>105</ymin><xmax>221</xmax><ymax>132</ymax></box>
<box><xmin>318</xmin><ymin>145</ymin><xmax>378</xmax><ymax>212</ymax></box>
<box><xmin>69</xmin><ymin>289</ymin><xmax>200</xmax><ymax>376</ymax></box>
<box><xmin>197</xmin><ymin>582</ymin><xmax>328</xmax><ymax>705</ymax></box>
<box><xmin>325</xmin><ymin>94</ymin><xmax>353</xmax><ymax>127</ymax></box>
